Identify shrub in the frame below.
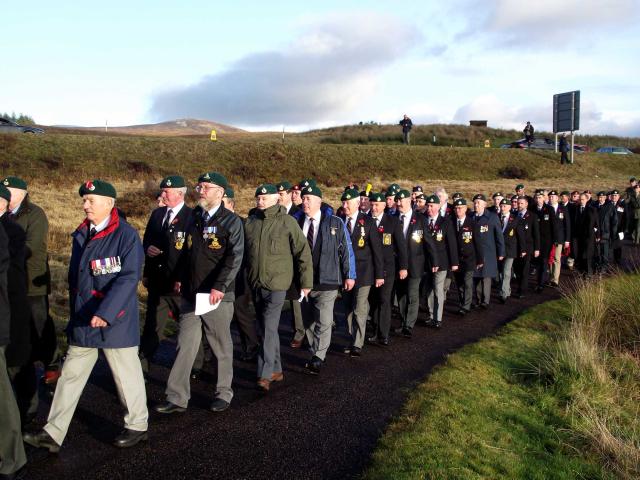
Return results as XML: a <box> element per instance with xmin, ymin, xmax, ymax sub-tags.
<box><xmin>498</xmin><ymin>165</ymin><xmax>528</xmax><ymax>179</ymax></box>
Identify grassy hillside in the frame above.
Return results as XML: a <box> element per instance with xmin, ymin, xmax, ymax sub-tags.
<box><xmin>363</xmin><ymin>274</ymin><xmax>640</xmax><ymax>480</ymax></box>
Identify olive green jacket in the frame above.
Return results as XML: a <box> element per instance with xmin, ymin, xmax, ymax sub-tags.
<box><xmin>628</xmin><ymin>192</ymin><xmax>640</xmax><ymax>220</ymax></box>
<box><xmin>244</xmin><ymin>204</ymin><xmax>313</xmax><ymax>292</ymax></box>
<box><xmin>13</xmin><ymin>195</ymin><xmax>51</xmax><ymax>296</ymax></box>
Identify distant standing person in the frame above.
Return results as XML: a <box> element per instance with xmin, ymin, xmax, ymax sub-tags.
<box><xmin>399</xmin><ymin>114</ymin><xmax>413</xmax><ymax>145</ymax></box>
<box><xmin>559</xmin><ymin>133</ymin><xmax>570</xmax><ymax>164</ymax></box>
<box><xmin>523</xmin><ymin>121</ymin><xmax>534</xmax><ymax>144</ymax></box>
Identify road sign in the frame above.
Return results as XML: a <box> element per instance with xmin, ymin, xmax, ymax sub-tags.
<box><xmin>553</xmin><ymin>90</ymin><xmax>580</xmax><ymax>133</ymax></box>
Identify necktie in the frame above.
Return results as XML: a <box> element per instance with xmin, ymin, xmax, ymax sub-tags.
<box><xmin>347</xmin><ymin>218</ymin><xmax>353</xmax><ymax>234</ymax></box>
<box><xmin>457</xmin><ymin>220</ymin><xmax>462</xmax><ymax>232</ymax></box>
<box><xmin>307</xmin><ymin>218</ymin><xmax>314</xmax><ymax>249</ymax></box>
<box><xmin>400</xmin><ymin>215</ymin><xmax>406</xmax><ymax>237</ymax></box>
<box><xmin>580</xmin><ymin>207</ymin><xmax>584</xmax><ymax>214</ymax></box>
<box><xmin>429</xmin><ymin>218</ymin><xmax>435</xmax><ymax>231</ymax></box>
<box><xmin>203</xmin><ymin>211</ymin><xmax>210</xmax><ymax>223</ymax></box>
<box><xmin>85</xmin><ymin>227</ymin><xmax>97</xmax><ymax>247</ymax></box>
<box><xmin>375</xmin><ymin>217</ymin><xmax>380</xmax><ymax>228</ymax></box>
<box><xmin>162</xmin><ymin>209</ymin><xmax>173</xmax><ymax>230</ymax></box>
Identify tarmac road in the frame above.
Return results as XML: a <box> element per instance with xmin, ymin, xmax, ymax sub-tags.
<box><xmin>22</xmin><ymin>247</ymin><xmax>639</xmax><ymax>480</ymax></box>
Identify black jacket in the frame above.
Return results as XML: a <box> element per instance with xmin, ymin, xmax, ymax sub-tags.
<box><xmin>595</xmin><ymin>201</ymin><xmax>617</xmax><ymax>241</ymax></box>
<box><xmin>399</xmin><ymin>211</ymin><xmax>439</xmax><ymax>278</ymax></box>
<box><xmin>572</xmin><ymin>205</ymin><xmax>599</xmax><ymax>260</ymax></box>
<box><xmin>451</xmin><ymin>216</ymin><xmax>483</xmax><ymax>271</ymax></box>
<box><xmin>143</xmin><ymin>204</ymin><xmax>193</xmax><ymax>295</ymax></box>
<box><xmin>550</xmin><ymin>204</ymin><xmax>571</xmax><ymax>244</ymax></box>
<box><xmin>178</xmin><ymin>205</ymin><xmax>244</xmax><ymax>302</ymax></box>
<box><xmin>612</xmin><ymin>200</ymin><xmax>627</xmax><ymax>248</ymax></box>
<box><xmin>341</xmin><ymin>212</ymin><xmax>384</xmax><ymax>286</ymax></box>
<box><xmin>518</xmin><ymin>211</ymin><xmax>540</xmax><ymax>254</ymax></box>
<box><xmin>425</xmin><ymin>214</ymin><xmax>459</xmax><ymax>270</ymax></box>
<box><xmin>533</xmin><ymin>204</ymin><xmax>556</xmax><ymax>250</ymax></box>
<box><xmin>373</xmin><ymin>213</ymin><xmax>408</xmax><ymax>278</ymax></box>
<box><xmin>1</xmin><ymin>215</ymin><xmax>31</xmax><ymax>366</ymax></box>
<box><xmin>0</xmin><ymin>222</ymin><xmax>9</xmax><ymax>347</ymax></box>
<box><xmin>499</xmin><ymin>213</ymin><xmax>525</xmax><ymax>259</ymax></box>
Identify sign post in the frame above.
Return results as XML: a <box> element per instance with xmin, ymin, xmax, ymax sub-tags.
<box><xmin>553</xmin><ymin>90</ymin><xmax>580</xmax><ymax>164</ymax></box>
<box><xmin>210</xmin><ymin>129</ymin><xmax>217</xmax><ymax>142</ymax></box>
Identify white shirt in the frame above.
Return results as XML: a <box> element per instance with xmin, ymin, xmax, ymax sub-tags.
<box><xmin>439</xmin><ymin>205</ymin><xmax>447</xmax><ymax>217</ymax></box>
<box><xmin>346</xmin><ymin>213</ymin><xmax>359</xmax><ymax>233</ymax></box>
<box><xmin>203</xmin><ymin>203</ymin><xmax>221</xmax><ymax>221</ymax></box>
<box><xmin>163</xmin><ymin>201</ymin><xmax>185</xmax><ymax>226</ymax></box>
<box><xmin>399</xmin><ymin>211</ymin><xmax>411</xmax><ymax>237</ymax></box>
<box><xmin>285</xmin><ymin>202</ymin><xmax>293</xmax><ymax>214</ymax></box>
<box><xmin>91</xmin><ymin>215</ymin><xmax>111</xmax><ymax>234</ymax></box>
<box><xmin>371</xmin><ymin>214</ymin><xmax>383</xmax><ymax>228</ymax></box>
<box><xmin>303</xmin><ymin>210</ymin><xmax>322</xmax><ymax>248</ymax></box>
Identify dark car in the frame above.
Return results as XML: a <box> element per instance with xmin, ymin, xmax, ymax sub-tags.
<box><xmin>0</xmin><ymin>117</ymin><xmax>44</xmax><ymax>134</ymax></box>
<box><xmin>596</xmin><ymin>146</ymin><xmax>633</xmax><ymax>155</ymax></box>
<box><xmin>507</xmin><ymin>137</ymin><xmax>589</xmax><ymax>153</ymax></box>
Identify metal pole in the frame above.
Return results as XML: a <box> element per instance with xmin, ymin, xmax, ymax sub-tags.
<box><xmin>555</xmin><ymin>133</ymin><xmax>558</xmax><ymax>153</ymax></box>
<box><xmin>105</xmin><ymin>120</ymin><xmax>108</xmax><ymax>134</ymax></box>
<box><xmin>282</xmin><ymin>126</ymin><xmax>285</xmax><ymax>144</ymax></box>
<box><xmin>570</xmin><ymin>131</ymin><xmax>575</xmax><ymax>164</ymax></box>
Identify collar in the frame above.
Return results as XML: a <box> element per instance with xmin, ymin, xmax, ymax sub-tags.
<box><xmin>167</xmin><ymin>201</ymin><xmax>185</xmax><ymax>216</ymax></box>
<box><xmin>306</xmin><ymin>210</ymin><xmax>322</xmax><ymax>223</ymax></box>
<box><xmin>90</xmin><ymin>215</ymin><xmax>111</xmax><ymax>233</ymax></box>
<box><xmin>77</xmin><ymin>208</ymin><xmax>120</xmax><ymax>241</ymax></box>
<box><xmin>11</xmin><ymin>204</ymin><xmax>21</xmax><ymax>215</ymax></box>
<box><xmin>348</xmin><ymin>212</ymin><xmax>359</xmax><ymax>223</ymax></box>
<box><xmin>204</xmin><ymin>203</ymin><xmax>221</xmax><ymax>219</ymax></box>
<box><xmin>285</xmin><ymin>202</ymin><xmax>293</xmax><ymax>213</ymax></box>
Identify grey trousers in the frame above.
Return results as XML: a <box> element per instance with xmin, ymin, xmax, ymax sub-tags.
<box><xmin>44</xmin><ymin>345</ymin><xmax>148</xmax><ymax>446</ymax></box>
<box><xmin>302</xmin><ymin>289</ymin><xmax>339</xmax><ymax>361</ymax></box>
<box><xmin>403</xmin><ymin>131</ymin><xmax>410</xmax><ymax>145</ymax></box>
<box><xmin>426</xmin><ymin>270</ymin><xmax>448</xmax><ymax>323</ymax></box>
<box><xmin>453</xmin><ymin>269</ymin><xmax>474</xmax><ymax>312</ymax></box>
<box><xmin>254</xmin><ymin>289</ymin><xmax>286</xmax><ymax>381</ymax></box>
<box><xmin>397</xmin><ymin>277</ymin><xmax>421</xmax><ymax>329</ymax></box>
<box><xmin>0</xmin><ymin>346</ymin><xmax>26</xmax><ymax>475</ymax></box>
<box><xmin>290</xmin><ymin>299</ymin><xmax>305</xmax><ymax>342</ymax></box>
<box><xmin>166</xmin><ymin>301</ymin><xmax>234</xmax><ymax>407</ymax></box>
<box><xmin>342</xmin><ymin>285</ymin><xmax>371</xmax><ymax>348</ymax></box>
<box><xmin>499</xmin><ymin>258</ymin><xmax>515</xmax><ymax>299</ymax></box>
<box><xmin>474</xmin><ymin>276</ymin><xmax>492</xmax><ymax>305</ymax></box>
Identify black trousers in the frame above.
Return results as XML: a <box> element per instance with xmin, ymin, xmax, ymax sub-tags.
<box><xmin>514</xmin><ymin>255</ymin><xmax>531</xmax><ymax>295</ymax></box>
<box><xmin>370</xmin><ymin>274</ymin><xmax>395</xmax><ymax>339</ymax></box>
<box><xmin>536</xmin><ymin>245</ymin><xmax>551</xmax><ymax>287</ymax></box>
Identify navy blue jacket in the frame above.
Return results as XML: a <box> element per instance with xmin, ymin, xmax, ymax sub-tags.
<box><xmin>67</xmin><ymin>209</ymin><xmax>144</xmax><ymax>348</ymax></box>
<box><xmin>472</xmin><ymin>210</ymin><xmax>506</xmax><ymax>278</ymax></box>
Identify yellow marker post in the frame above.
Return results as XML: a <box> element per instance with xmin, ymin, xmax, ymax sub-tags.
<box><xmin>210</xmin><ymin>129</ymin><xmax>217</xmax><ymax>142</ymax></box>
<box><xmin>484</xmin><ymin>139</ymin><xmax>490</xmax><ymax>148</ymax></box>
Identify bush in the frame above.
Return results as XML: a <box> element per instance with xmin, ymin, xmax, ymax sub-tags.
<box><xmin>498</xmin><ymin>165</ymin><xmax>528</xmax><ymax>179</ymax></box>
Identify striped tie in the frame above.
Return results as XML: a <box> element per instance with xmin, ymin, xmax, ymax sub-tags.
<box><xmin>307</xmin><ymin>218</ymin><xmax>314</xmax><ymax>249</ymax></box>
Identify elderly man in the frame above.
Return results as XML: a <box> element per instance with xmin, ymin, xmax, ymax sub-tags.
<box><xmin>498</xmin><ymin>198</ymin><xmax>525</xmax><ymax>303</ymax></box>
<box><xmin>2</xmin><ymin>176</ymin><xmax>58</xmax><ymax>424</ymax></box>
<box><xmin>572</xmin><ymin>193</ymin><xmax>599</xmax><ymax>275</ymax></box>
<box><xmin>548</xmin><ymin>190</ymin><xmax>571</xmax><ymax>286</ymax></box>
<box><xmin>25</xmin><ymin>180</ymin><xmax>147</xmax><ymax>451</ymax></box>
<box><xmin>514</xmin><ymin>196</ymin><xmax>540</xmax><ymax>298</ymax></box>
<box><xmin>0</xmin><ymin>202</ymin><xmax>27</xmax><ymax>479</ymax></box>
<box><xmin>245</xmin><ymin>184</ymin><xmax>312</xmax><ymax>391</ymax></box>
<box><xmin>471</xmin><ymin>194</ymin><xmax>505</xmax><ymax>308</ymax></box>
<box><xmin>532</xmin><ymin>191</ymin><xmax>556</xmax><ymax>292</ymax></box>
<box><xmin>339</xmin><ymin>188</ymin><xmax>384</xmax><ymax>356</ymax></box>
<box><xmin>295</xmin><ymin>185</ymin><xmax>355</xmax><ymax>374</ymax></box>
<box><xmin>156</xmin><ymin>172</ymin><xmax>244</xmax><ymax>414</ymax></box>
<box><xmin>394</xmin><ymin>189</ymin><xmax>438</xmax><ymax>337</ymax></box>
<box><xmin>435</xmin><ymin>187</ymin><xmax>453</xmax><ymax>218</ymax></box>
<box><xmin>140</xmin><ymin>176</ymin><xmax>193</xmax><ymax>375</ymax></box>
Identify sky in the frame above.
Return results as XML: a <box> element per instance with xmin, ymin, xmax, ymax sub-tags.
<box><xmin>3</xmin><ymin>0</ymin><xmax>640</xmax><ymax>135</ymax></box>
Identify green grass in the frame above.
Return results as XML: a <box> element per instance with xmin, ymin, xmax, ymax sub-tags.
<box><xmin>1</xmin><ymin>132</ymin><xmax>639</xmax><ymax>188</ymax></box>
<box><xmin>363</xmin><ymin>274</ymin><xmax>640</xmax><ymax>480</ymax></box>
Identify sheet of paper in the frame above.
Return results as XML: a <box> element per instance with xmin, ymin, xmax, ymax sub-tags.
<box><xmin>619</xmin><ymin>232</ymin><xmax>625</xmax><ymax>240</ymax></box>
<box><xmin>298</xmin><ymin>291</ymin><xmax>307</xmax><ymax>303</ymax></box>
<box><xmin>195</xmin><ymin>293</ymin><xmax>221</xmax><ymax>315</ymax></box>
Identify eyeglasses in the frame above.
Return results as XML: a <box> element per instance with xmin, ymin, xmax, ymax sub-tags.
<box><xmin>195</xmin><ymin>184</ymin><xmax>219</xmax><ymax>194</ymax></box>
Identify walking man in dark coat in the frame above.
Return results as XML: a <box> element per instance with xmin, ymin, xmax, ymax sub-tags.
<box><xmin>571</xmin><ymin>193</ymin><xmax>599</xmax><ymax>276</ymax></box>
<box><xmin>399</xmin><ymin>114</ymin><xmax>413</xmax><ymax>145</ymax></box>
<box><xmin>532</xmin><ymin>192</ymin><xmax>556</xmax><ymax>292</ymax></box>
<box><xmin>498</xmin><ymin>198</ymin><xmax>525</xmax><ymax>303</ymax></box>
<box><xmin>514</xmin><ymin>196</ymin><xmax>540</xmax><ymax>298</ymax></box>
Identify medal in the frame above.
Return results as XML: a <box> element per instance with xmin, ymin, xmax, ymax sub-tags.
<box><xmin>509</xmin><ymin>229</ymin><xmax>514</xmax><ymax>237</ymax></box>
<box><xmin>436</xmin><ymin>232</ymin><xmax>443</xmax><ymax>242</ymax></box>
<box><xmin>358</xmin><ymin>237</ymin><xmax>365</xmax><ymax>248</ymax></box>
<box><xmin>330</xmin><ymin>227</ymin><xmax>337</xmax><ymax>236</ymax></box>
<box><xmin>174</xmin><ymin>231</ymin><xmax>185</xmax><ymax>250</ymax></box>
<box><xmin>203</xmin><ymin>226</ymin><xmax>216</xmax><ymax>239</ymax></box>
<box><xmin>187</xmin><ymin>234</ymin><xmax>193</xmax><ymax>249</ymax></box>
<box><xmin>383</xmin><ymin>233</ymin><xmax>392</xmax><ymax>245</ymax></box>
<box><xmin>209</xmin><ymin>234</ymin><xmax>222</xmax><ymax>250</ymax></box>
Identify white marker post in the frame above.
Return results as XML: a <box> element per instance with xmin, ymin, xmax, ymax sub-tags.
<box><xmin>570</xmin><ymin>131</ymin><xmax>575</xmax><ymax>164</ymax></box>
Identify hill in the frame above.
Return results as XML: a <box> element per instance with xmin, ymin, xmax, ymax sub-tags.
<box><xmin>48</xmin><ymin>118</ymin><xmax>245</xmax><ymax>136</ymax></box>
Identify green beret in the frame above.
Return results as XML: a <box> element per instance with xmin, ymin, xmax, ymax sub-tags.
<box><xmin>611</xmin><ymin>189</ymin><xmax>620</xmax><ymax>195</ymax></box>
<box><xmin>384</xmin><ymin>190</ymin><xmax>396</xmax><ymax>198</ymax></box>
<box><xmin>224</xmin><ymin>187</ymin><xmax>234</xmax><ymax>199</ymax></box>
<box><xmin>630</xmin><ymin>177</ymin><xmax>636</xmax><ymax>181</ymax></box>
<box><xmin>415</xmin><ymin>193</ymin><xmax>426</xmax><ymax>201</ymax></box>
<box><xmin>473</xmin><ymin>194</ymin><xmax>487</xmax><ymax>202</ymax></box>
<box><xmin>597</xmin><ymin>191</ymin><xmax>606</xmax><ymax>197</ymax></box>
<box><xmin>425</xmin><ymin>194</ymin><xmax>440</xmax><ymax>204</ymax></box>
<box><xmin>492</xmin><ymin>192</ymin><xmax>504</xmax><ymax>198</ymax></box>
<box><xmin>548</xmin><ymin>190</ymin><xmax>558</xmax><ymax>196</ymax></box>
<box><xmin>79</xmin><ymin>179</ymin><xmax>116</xmax><ymax>199</ymax></box>
<box><xmin>515</xmin><ymin>184</ymin><xmax>524</xmax><ymax>190</ymax></box>
<box><xmin>412</xmin><ymin>185</ymin><xmax>423</xmax><ymax>193</ymax></box>
<box><xmin>453</xmin><ymin>198</ymin><xmax>467</xmax><ymax>206</ymax></box>
<box><xmin>369</xmin><ymin>192</ymin><xmax>385</xmax><ymax>203</ymax></box>
<box><xmin>451</xmin><ymin>192</ymin><xmax>463</xmax><ymax>200</ymax></box>
<box><xmin>299</xmin><ymin>178</ymin><xmax>317</xmax><ymax>189</ymax></box>
<box><xmin>341</xmin><ymin>188</ymin><xmax>359</xmax><ymax>201</ymax></box>
<box><xmin>394</xmin><ymin>189</ymin><xmax>411</xmax><ymax>201</ymax></box>
<box><xmin>302</xmin><ymin>185</ymin><xmax>322</xmax><ymax>198</ymax></box>
<box><xmin>2</xmin><ymin>176</ymin><xmax>27</xmax><ymax>190</ymax></box>
<box><xmin>198</xmin><ymin>172</ymin><xmax>228</xmax><ymax>189</ymax></box>
<box><xmin>255</xmin><ymin>184</ymin><xmax>277</xmax><ymax>196</ymax></box>
<box><xmin>499</xmin><ymin>198</ymin><xmax>510</xmax><ymax>206</ymax></box>
<box><xmin>276</xmin><ymin>181</ymin><xmax>293</xmax><ymax>192</ymax></box>
<box><xmin>160</xmin><ymin>175</ymin><xmax>185</xmax><ymax>189</ymax></box>
<box><xmin>0</xmin><ymin>185</ymin><xmax>10</xmax><ymax>202</ymax></box>
<box><xmin>560</xmin><ymin>191</ymin><xmax>570</xmax><ymax>196</ymax></box>
<box><xmin>387</xmin><ymin>183</ymin><xmax>400</xmax><ymax>194</ymax></box>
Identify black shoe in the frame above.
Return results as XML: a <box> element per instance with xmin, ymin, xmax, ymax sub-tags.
<box><xmin>480</xmin><ymin>302</ymin><xmax>489</xmax><ymax>309</ymax></box>
<box><xmin>457</xmin><ymin>308</ymin><xmax>468</xmax><ymax>316</ymax></box>
<box><xmin>155</xmin><ymin>401</ymin><xmax>186</xmax><ymax>414</ymax></box>
<box><xmin>0</xmin><ymin>467</ymin><xmax>26</xmax><ymax>480</ymax></box>
<box><xmin>535</xmin><ymin>286</ymin><xmax>544</xmax><ymax>293</ymax></box>
<box><xmin>499</xmin><ymin>297</ymin><xmax>507</xmax><ymax>304</ymax></box>
<box><xmin>304</xmin><ymin>356</ymin><xmax>323</xmax><ymax>375</ymax></box>
<box><xmin>209</xmin><ymin>398</ymin><xmax>230</xmax><ymax>412</ymax></box>
<box><xmin>23</xmin><ymin>429</ymin><xmax>60</xmax><ymax>453</ymax></box>
<box><xmin>391</xmin><ymin>327</ymin><xmax>405</xmax><ymax>336</ymax></box>
<box><xmin>426</xmin><ymin>320</ymin><xmax>442</xmax><ymax>329</ymax></box>
<box><xmin>516</xmin><ymin>294</ymin><xmax>525</xmax><ymax>299</ymax></box>
<box><xmin>350</xmin><ymin>347</ymin><xmax>362</xmax><ymax>357</ymax></box>
<box><xmin>366</xmin><ymin>335</ymin><xmax>379</xmax><ymax>345</ymax></box>
<box><xmin>342</xmin><ymin>346</ymin><xmax>352</xmax><ymax>355</ymax></box>
<box><xmin>402</xmin><ymin>327</ymin><xmax>412</xmax><ymax>338</ymax></box>
<box><xmin>379</xmin><ymin>337</ymin><xmax>390</xmax><ymax>346</ymax></box>
<box><xmin>113</xmin><ymin>429</ymin><xmax>148</xmax><ymax>448</ymax></box>
<box><xmin>190</xmin><ymin>369</ymin><xmax>201</xmax><ymax>380</ymax></box>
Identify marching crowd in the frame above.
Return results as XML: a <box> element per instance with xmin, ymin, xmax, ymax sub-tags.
<box><xmin>1</xmin><ymin>172</ymin><xmax>640</xmax><ymax>478</ymax></box>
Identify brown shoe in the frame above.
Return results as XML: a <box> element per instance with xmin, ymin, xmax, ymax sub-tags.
<box><xmin>257</xmin><ymin>378</ymin><xmax>270</xmax><ymax>392</ymax></box>
<box><xmin>270</xmin><ymin>372</ymin><xmax>284</xmax><ymax>383</ymax></box>
<box><xmin>290</xmin><ymin>338</ymin><xmax>303</xmax><ymax>348</ymax></box>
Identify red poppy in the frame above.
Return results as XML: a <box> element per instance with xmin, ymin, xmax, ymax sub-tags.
<box><xmin>171</xmin><ymin>217</ymin><xmax>179</xmax><ymax>225</ymax></box>
<box><xmin>378</xmin><ymin>226</ymin><xmax>384</xmax><ymax>233</ymax></box>
<box><xmin>410</xmin><ymin>218</ymin><xmax>417</xmax><ymax>225</ymax></box>
<box><xmin>358</xmin><ymin>218</ymin><xmax>365</xmax><ymax>226</ymax></box>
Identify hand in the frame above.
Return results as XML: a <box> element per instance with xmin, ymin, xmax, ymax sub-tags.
<box><xmin>174</xmin><ymin>282</ymin><xmax>182</xmax><ymax>294</ymax></box>
<box><xmin>476</xmin><ymin>263</ymin><xmax>484</xmax><ymax>269</ymax></box>
<box><xmin>375</xmin><ymin>278</ymin><xmax>385</xmax><ymax>288</ymax></box>
<box><xmin>534</xmin><ymin>250</ymin><xmax>540</xmax><ymax>258</ymax></box>
<box><xmin>498</xmin><ymin>256</ymin><xmax>504</xmax><ymax>261</ymax></box>
<box><xmin>564</xmin><ymin>242</ymin><xmax>570</xmax><ymax>249</ymax></box>
<box><xmin>301</xmin><ymin>288</ymin><xmax>311</xmax><ymax>298</ymax></box>
<box><xmin>142</xmin><ymin>277</ymin><xmax>148</xmax><ymax>288</ymax></box>
<box><xmin>451</xmin><ymin>265</ymin><xmax>459</xmax><ymax>272</ymax></box>
<box><xmin>147</xmin><ymin>245</ymin><xmax>162</xmax><ymax>257</ymax></box>
<box><xmin>90</xmin><ymin>316</ymin><xmax>108</xmax><ymax>328</ymax></box>
<box><xmin>398</xmin><ymin>269</ymin><xmax>408</xmax><ymax>280</ymax></box>
<box><xmin>520</xmin><ymin>252</ymin><xmax>527</xmax><ymax>257</ymax></box>
<box><xmin>432</xmin><ymin>266</ymin><xmax>439</xmax><ymax>273</ymax></box>
<box><xmin>210</xmin><ymin>289</ymin><xmax>225</xmax><ymax>304</ymax></box>
<box><xmin>343</xmin><ymin>279</ymin><xmax>355</xmax><ymax>291</ymax></box>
